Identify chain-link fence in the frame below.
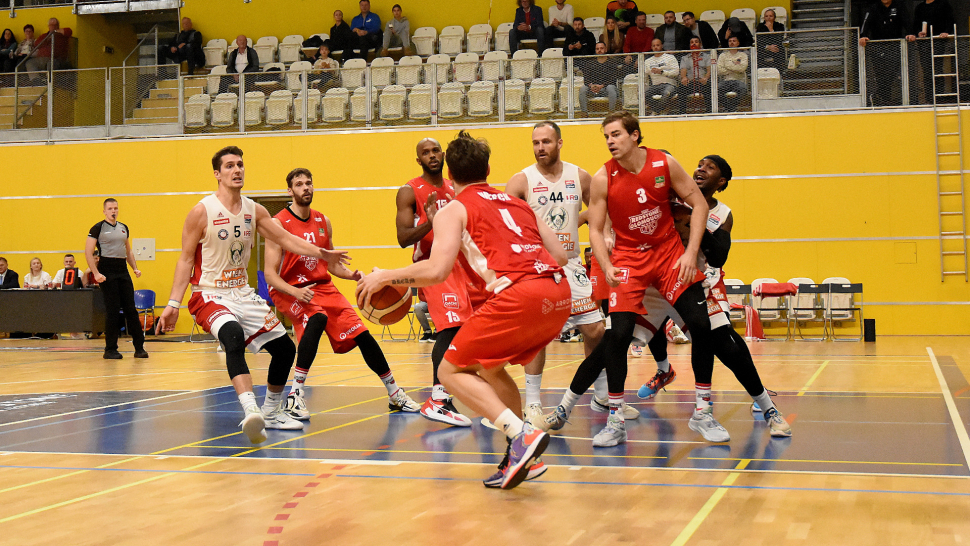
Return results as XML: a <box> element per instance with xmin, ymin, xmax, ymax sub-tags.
<box><xmin>50</xmin><ymin>67</ymin><xmax>105</xmax><ymax>128</ymax></box>
<box><xmin>865</xmin><ymin>34</ymin><xmax>963</xmax><ymax>108</ymax></box>
<box><xmin>1</xmin><ymin>70</ymin><xmax>48</xmax><ymax>130</ymax></box>
<box><xmin>109</xmin><ymin>64</ymin><xmax>179</xmax><ymax>127</ymax></box>
<box><xmin>770</xmin><ymin>28</ymin><xmax>859</xmax><ymax>99</ymax></box>
<box><xmin>959</xmin><ymin>35</ymin><xmax>969</xmax><ymax>104</ymax></box>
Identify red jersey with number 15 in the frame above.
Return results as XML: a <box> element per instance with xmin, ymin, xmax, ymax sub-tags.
<box><xmin>273</xmin><ymin>206</ymin><xmax>332</xmax><ymax>286</ymax></box>
<box><xmin>455</xmin><ymin>184</ymin><xmax>562</xmax><ymax>295</ymax></box>
<box><xmin>407</xmin><ymin>177</ymin><xmax>456</xmax><ymax>262</ymax></box>
<box><xmin>607</xmin><ymin>147</ymin><xmax>676</xmax><ymax>252</ymax></box>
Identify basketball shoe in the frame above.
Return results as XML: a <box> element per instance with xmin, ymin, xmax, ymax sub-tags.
<box><xmin>590</xmin><ymin>397</ymin><xmax>640</xmax><ymax>419</ymax></box>
<box><xmin>263</xmin><ymin>405</ymin><xmax>305</xmax><ymax>431</ymax></box>
<box><xmin>420</xmin><ymin>397</ymin><xmax>472</xmax><ymax>426</ymax></box>
<box><xmin>592</xmin><ymin>413</ymin><xmax>626</xmax><ymax>447</ymax></box>
<box><xmin>483</xmin><ymin>450</ymin><xmax>548</xmax><ymax>488</ymax></box>
<box><xmin>388</xmin><ymin>389</ymin><xmax>421</xmax><ymax>412</ymax></box>
<box><xmin>630</xmin><ymin>344</ymin><xmax>644</xmax><ymax>357</ymax></box>
<box><xmin>750</xmin><ymin>401</ymin><xmax>762</xmax><ymax>414</ymax></box>
<box><xmin>525</xmin><ymin>402</ymin><xmax>545</xmax><ymax>427</ymax></box>
<box><xmin>637</xmin><ymin>367</ymin><xmax>677</xmax><ymax>399</ymax></box>
<box><xmin>688</xmin><ymin>407</ymin><xmax>730</xmax><ymax>442</ymax></box>
<box><xmin>283</xmin><ymin>388</ymin><xmax>310</xmax><ymax>421</ymax></box>
<box><xmin>239</xmin><ymin>406</ymin><xmax>267</xmax><ymax>444</ymax></box>
<box><xmin>764</xmin><ymin>407</ymin><xmax>792</xmax><ymax>437</ymax></box>
<box><xmin>502</xmin><ymin>423</ymin><xmax>549</xmax><ymax>489</ymax></box>
<box><xmin>542</xmin><ymin>405</ymin><xmax>569</xmax><ymax>431</ymax></box>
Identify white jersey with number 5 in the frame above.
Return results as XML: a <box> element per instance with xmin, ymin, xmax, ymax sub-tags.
<box><xmin>191</xmin><ymin>194</ymin><xmax>256</xmax><ymax>290</ymax></box>
<box><xmin>522</xmin><ymin>161</ymin><xmax>582</xmax><ymax>260</ymax></box>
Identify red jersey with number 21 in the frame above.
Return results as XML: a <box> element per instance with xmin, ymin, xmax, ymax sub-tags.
<box><xmin>273</xmin><ymin>206</ymin><xmax>332</xmax><ymax>286</ymax></box>
<box><xmin>455</xmin><ymin>184</ymin><xmax>562</xmax><ymax>295</ymax></box>
<box><xmin>406</xmin><ymin>177</ymin><xmax>456</xmax><ymax>262</ymax></box>
<box><xmin>607</xmin><ymin>147</ymin><xmax>676</xmax><ymax>252</ymax></box>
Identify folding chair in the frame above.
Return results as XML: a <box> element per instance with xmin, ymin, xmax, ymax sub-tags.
<box><xmin>787</xmin><ymin>278</ymin><xmax>825</xmax><ymax>341</ymax></box>
<box><xmin>822</xmin><ymin>278</ymin><xmax>864</xmax><ymax>341</ymax></box>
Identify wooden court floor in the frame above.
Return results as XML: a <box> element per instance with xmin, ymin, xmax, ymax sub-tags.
<box><xmin>0</xmin><ymin>335</ymin><xmax>969</xmax><ymax>546</ymax></box>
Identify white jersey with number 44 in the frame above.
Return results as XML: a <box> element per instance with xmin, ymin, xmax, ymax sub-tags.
<box><xmin>522</xmin><ymin>161</ymin><xmax>582</xmax><ymax>259</ymax></box>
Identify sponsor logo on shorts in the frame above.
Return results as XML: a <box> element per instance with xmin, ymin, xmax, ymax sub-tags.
<box><xmin>213</xmin><ymin>218</ymin><xmax>230</xmax><ymax>226</ymax></box>
<box><xmin>218</xmin><ymin>229</ymin><xmax>229</xmax><ymax>240</ymax></box>
<box><xmin>202</xmin><ymin>293</ymin><xmax>223</xmax><ymax>303</ymax></box>
<box><xmin>628</xmin><ymin>207</ymin><xmax>661</xmax><ymax>235</ymax></box>
<box><xmin>542</xmin><ymin>298</ymin><xmax>554</xmax><ymax>314</ymax></box>
<box><xmin>443</xmin><ymin>293</ymin><xmax>459</xmax><ymax>309</ymax></box>
<box><xmin>203</xmin><ymin>309</ymin><xmax>231</xmax><ymax>329</ymax></box>
<box><xmin>477</xmin><ymin>191</ymin><xmax>511</xmax><ymax>201</ymax></box>
<box><xmin>448</xmin><ymin>344</ymin><xmax>457</xmax><ymax>351</ymax></box>
<box><xmin>616</xmin><ymin>268</ymin><xmax>630</xmax><ymax>283</ymax></box>
<box><xmin>264</xmin><ymin>311</ymin><xmax>281</xmax><ymax>330</ymax></box>
<box><xmin>665</xmin><ymin>279</ymin><xmax>684</xmax><ymax>301</ymax></box>
<box><xmin>546</xmin><ymin>207</ymin><xmax>567</xmax><ymax>231</ymax></box>
<box><xmin>655</xmin><ymin>176</ymin><xmax>665</xmax><ymax>188</ymax></box>
<box><xmin>290</xmin><ymin>301</ymin><xmax>304</xmax><ymax>316</ymax></box>
<box><xmin>228</xmin><ymin>241</ymin><xmax>245</xmax><ymax>266</ymax></box>
<box><xmin>572</xmin><ymin>296</ymin><xmax>597</xmax><ymax>314</ymax></box>
<box><xmin>338</xmin><ymin>322</ymin><xmax>363</xmax><ymax>340</ymax></box>
<box><xmin>573</xmin><ymin>268</ymin><xmax>590</xmax><ymax>287</ymax></box>
<box><xmin>565</xmin><ymin>180</ymin><xmax>576</xmax><ymax>189</ymax></box>
<box><xmin>706</xmin><ymin>297</ymin><xmax>721</xmax><ymax>316</ymax></box>
<box><xmin>511</xmin><ymin>243</ymin><xmax>543</xmax><ymax>253</ymax></box>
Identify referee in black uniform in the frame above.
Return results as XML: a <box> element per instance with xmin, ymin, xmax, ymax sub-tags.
<box><xmin>85</xmin><ymin>198</ymin><xmax>148</xmax><ymax>359</ymax></box>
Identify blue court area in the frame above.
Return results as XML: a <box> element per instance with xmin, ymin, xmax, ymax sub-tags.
<box><xmin>2</xmin><ymin>383</ymin><xmax>967</xmax><ymax>477</ymax></box>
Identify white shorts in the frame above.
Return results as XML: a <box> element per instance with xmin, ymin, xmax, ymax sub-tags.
<box><xmin>188</xmin><ymin>286</ymin><xmax>287</xmax><ymax>353</ymax></box>
<box><xmin>562</xmin><ymin>257</ymin><xmax>602</xmax><ymax>329</ymax></box>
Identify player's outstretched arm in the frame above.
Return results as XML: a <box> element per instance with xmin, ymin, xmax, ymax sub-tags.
<box><xmin>588</xmin><ymin>166</ymin><xmax>617</xmax><ymax>285</ymax></box>
<box><xmin>255</xmin><ymin>204</ymin><xmax>350</xmax><ymax>271</ymax></box>
<box><xmin>536</xmin><ymin>214</ymin><xmax>568</xmax><ymax>266</ymax></box>
<box><xmin>357</xmin><ymin>203</ymin><xmax>465</xmax><ymax>310</ymax></box>
<box><xmin>263</xmin><ymin>219</ymin><xmax>316</xmax><ymax>302</ymax></box>
<box><xmin>156</xmin><ymin>204</ymin><xmax>206</xmax><ymax>334</ymax></box>
<box><xmin>395</xmin><ymin>185</ymin><xmax>433</xmax><ymax>248</ymax></box>
<box><xmin>324</xmin><ymin>217</ymin><xmax>362</xmax><ymax>282</ymax></box>
<box><xmin>667</xmin><ymin>153</ymin><xmax>709</xmax><ymax>283</ymax></box>
<box><xmin>504</xmin><ymin>172</ymin><xmax>529</xmax><ymax>201</ymax></box>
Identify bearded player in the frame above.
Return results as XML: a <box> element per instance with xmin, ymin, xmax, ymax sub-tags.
<box><xmin>263</xmin><ymin>168</ymin><xmax>421</xmax><ymax>420</ymax></box>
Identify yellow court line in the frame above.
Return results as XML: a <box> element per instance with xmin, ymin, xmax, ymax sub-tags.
<box><xmin>669</xmin><ymin>459</ymin><xmax>750</xmax><ymax>546</ymax></box>
<box><xmin>688</xmin><ymin>456</ymin><xmax>962</xmax><ymax>467</ymax></box>
<box><xmin>197</xmin><ymin>446</ymin><xmax>668</xmax><ymax>460</ymax></box>
<box><xmin>229</xmin><ymin>413</ymin><xmax>409</xmax><ymax>457</ymax></box>
<box><xmin>0</xmin><ymin>456</ymin><xmax>143</xmax><ymax>495</ymax></box>
<box><xmin>797</xmin><ymin>360</ymin><xmax>829</xmax><ymax>396</ymax></box>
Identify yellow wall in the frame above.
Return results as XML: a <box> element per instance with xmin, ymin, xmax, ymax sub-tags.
<box><xmin>181</xmin><ymin>0</ymin><xmax>790</xmax><ymax>44</ymax></box>
<box><xmin>0</xmin><ymin>110</ymin><xmax>967</xmax><ymax>337</ymax></box>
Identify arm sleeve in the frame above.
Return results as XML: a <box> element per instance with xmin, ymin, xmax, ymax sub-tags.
<box><xmin>700</xmin><ymin>228</ymin><xmax>731</xmax><ymax>268</ymax></box>
<box><xmin>88</xmin><ymin>221</ymin><xmax>102</xmax><ymax>239</ymax></box>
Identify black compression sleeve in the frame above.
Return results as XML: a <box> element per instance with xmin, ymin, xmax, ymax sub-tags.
<box><xmin>700</xmin><ymin>229</ymin><xmax>731</xmax><ymax>269</ymax></box>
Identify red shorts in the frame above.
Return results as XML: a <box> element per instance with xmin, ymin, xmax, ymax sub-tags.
<box><xmin>608</xmin><ymin>235</ymin><xmax>706</xmax><ymax>315</ymax></box>
<box><xmin>270</xmin><ymin>282</ymin><xmax>366</xmax><ymax>353</ymax></box>
<box><xmin>589</xmin><ymin>256</ymin><xmax>609</xmax><ymax>302</ymax></box>
<box><xmin>446</xmin><ymin>276</ymin><xmax>571</xmax><ymax>369</ymax></box>
<box><xmin>424</xmin><ymin>264</ymin><xmax>477</xmax><ymax>330</ymax></box>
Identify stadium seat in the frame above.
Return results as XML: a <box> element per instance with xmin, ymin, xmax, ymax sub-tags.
<box><xmin>341</xmin><ymin>58</ymin><xmax>367</xmax><ymax>89</ymax></box>
<box><xmin>207</xmin><ymin>65</ymin><xmax>228</xmax><ymax>95</ymax></box>
<box><xmin>467</xmin><ymin>80</ymin><xmax>495</xmax><ymax>116</ymax></box>
<box><xmin>558</xmin><ymin>76</ymin><xmax>583</xmax><ymax>113</ymax></box>
<box><xmin>467</xmin><ymin>23</ymin><xmax>493</xmax><ymax>55</ymax></box>
<box><xmin>397</xmin><ymin>55</ymin><xmax>423</xmax><ymax>86</ymax></box>
<box><xmin>438</xmin><ymin>82</ymin><xmax>465</xmax><ymax>118</ymax></box>
<box><xmin>203</xmin><ymin>39</ymin><xmax>227</xmax><ymax>67</ymax></box>
<box><xmin>700</xmin><ymin>10</ymin><xmax>725</xmax><ymax>31</ymax></box>
<box><xmin>731</xmin><ymin>8</ymin><xmax>757</xmax><ymax>31</ymax></box>
<box><xmin>622</xmin><ymin>74</ymin><xmax>640</xmax><ymax>111</ymax></box>
<box><xmin>412</xmin><ymin>26</ymin><xmax>437</xmax><ymax>57</ymax></box>
<box><xmin>210</xmin><ymin>92</ymin><xmax>238</xmax><ymax>127</ymax></box>
<box><xmin>322</xmin><ymin>87</ymin><xmax>349</xmax><ymax>122</ymax></box>
<box><xmin>379</xmin><ymin>84</ymin><xmax>407</xmax><ymax>121</ymax></box>
<box><xmin>750</xmin><ymin>277</ymin><xmax>784</xmax><ymax>321</ymax></box>
<box><xmin>787</xmin><ymin>277</ymin><xmax>825</xmax><ymax>340</ymax></box>
<box><xmin>540</xmin><ymin>48</ymin><xmax>564</xmax><ymax>80</ymax></box>
<box><xmin>481</xmin><ymin>51</ymin><xmax>508</xmax><ymax>82</ymax></box>
<box><xmin>675</xmin><ymin>12</ymin><xmax>687</xmax><ymax>24</ymax></box>
<box><xmin>439</xmin><ymin>25</ymin><xmax>465</xmax><ymax>56</ymax></box>
<box><xmin>254</xmin><ymin>36</ymin><xmax>279</xmax><ymax>65</ymax></box>
<box><xmin>761</xmin><ymin>6</ymin><xmax>787</xmax><ymax>26</ymax></box>
<box><xmin>184</xmin><ymin>93</ymin><xmax>211</xmax><ymax>127</ymax></box>
<box><xmin>585</xmin><ymin>17</ymin><xmax>605</xmax><ymax>41</ymax></box>
<box><xmin>244</xmin><ymin>91</ymin><xmax>266</xmax><ymax>125</ymax></box>
<box><xmin>510</xmin><ymin>49</ymin><xmax>538</xmax><ymax>81</ymax></box>
<box><xmin>758</xmin><ymin>68</ymin><xmax>781</xmax><ymax>99</ymax></box>
<box><xmin>821</xmin><ymin>277</ymin><xmax>863</xmax><ymax>341</ymax></box>
<box><xmin>279</xmin><ymin>35</ymin><xmax>304</xmax><ymax>64</ymax></box>
<box><xmin>645</xmin><ymin>14</ymin><xmax>664</xmax><ymax>27</ymax></box>
<box><xmin>370</xmin><ymin>56</ymin><xmax>395</xmax><ymax>88</ymax></box>
<box><xmin>286</xmin><ymin>60</ymin><xmax>312</xmax><ymax>91</ymax></box>
<box><xmin>528</xmin><ymin>78</ymin><xmax>557</xmax><ymax>114</ymax></box>
<box><xmin>256</xmin><ymin>62</ymin><xmax>285</xmax><ymax>90</ymax></box>
<box><xmin>504</xmin><ymin>78</ymin><xmax>526</xmax><ymax>115</ymax></box>
<box><xmin>425</xmin><ymin>53</ymin><xmax>451</xmax><ymax>84</ymax></box>
<box><xmin>723</xmin><ymin>278</ymin><xmax>748</xmax><ymax>323</ymax></box>
<box><xmin>265</xmin><ymin>90</ymin><xmax>293</xmax><ymax>125</ymax></box>
<box><xmin>407</xmin><ymin>83</ymin><xmax>433</xmax><ymax>120</ymax></box>
<box><xmin>133</xmin><ymin>290</ymin><xmax>156</xmax><ymax>331</ymax></box>
<box><xmin>350</xmin><ymin>87</ymin><xmax>370</xmax><ymax>121</ymax></box>
<box><xmin>301</xmin><ymin>33</ymin><xmax>330</xmax><ymax>60</ymax></box>
<box><xmin>495</xmin><ymin>22</ymin><xmax>514</xmax><ymax>53</ymax></box>
<box><xmin>294</xmin><ymin>88</ymin><xmax>321</xmax><ymax>124</ymax></box>
<box><xmin>453</xmin><ymin>52</ymin><xmax>480</xmax><ymax>84</ymax></box>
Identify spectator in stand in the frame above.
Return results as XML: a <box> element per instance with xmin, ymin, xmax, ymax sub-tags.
<box><xmin>1</xmin><ymin>29</ymin><xmax>17</xmax><ymax>73</ymax></box>
<box><xmin>26</xmin><ymin>18</ymin><xmax>72</xmax><ymax>73</ymax></box>
<box><xmin>679</xmin><ymin>36</ymin><xmax>712</xmax><ymax>113</ymax></box>
<box><xmin>330</xmin><ymin>10</ymin><xmax>354</xmax><ymax>55</ymax></box>
<box><xmin>348</xmin><ymin>0</ymin><xmax>382</xmax><ymax>60</ymax></box>
<box><xmin>564</xmin><ymin>17</ymin><xmax>596</xmax><ymax>56</ymax></box>
<box><xmin>510</xmin><ymin>0</ymin><xmax>547</xmax><ymax>54</ymax></box>
<box><xmin>756</xmin><ymin>9</ymin><xmax>786</xmax><ymax>73</ymax></box>
<box><xmin>606</xmin><ymin>0</ymin><xmax>638</xmax><ymax>31</ymax></box>
<box><xmin>717</xmin><ymin>35</ymin><xmax>748</xmax><ymax>112</ymax></box>
<box><xmin>225</xmin><ymin>35</ymin><xmax>259</xmax><ymax>92</ymax></box>
<box><xmin>859</xmin><ymin>0</ymin><xmax>915</xmax><ymax>106</ymax></box>
<box><xmin>547</xmin><ymin>0</ymin><xmax>574</xmax><ymax>44</ymax></box>
<box><xmin>580</xmin><ymin>41</ymin><xmax>619</xmax><ymax>111</ymax></box>
<box><xmin>913</xmin><ymin>0</ymin><xmax>955</xmax><ymax>104</ymax></box>
<box><xmin>0</xmin><ymin>257</ymin><xmax>19</xmax><ymax>290</ymax></box>
<box><xmin>624</xmin><ymin>12</ymin><xmax>653</xmax><ymax>54</ymax></box>
<box><xmin>600</xmin><ymin>16</ymin><xmax>624</xmax><ymax>53</ymax></box>
<box><xmin>414</xmin><ymin>293</ymin><xmax>435</xmax><ymax>342</ymax></box>
<box><xmin>11</xmin><ymin>25</ymin><xmax>33</xmax><ymax>75</ymax></box>
<box><xmin>53</xmin><ymin>254</ymin><xmax>83</xmax><ymax>289</ymax></box>
<box><xmin>718</xmin><ymin>17</ymin><xmax>753</xmax><ymax>48</ymax></box>
<box><xmin>158</xmin><ymin>17</ymin><xmax>204</xmax><ymax>76</ymax></box>
<box><xmin>311</xmin><ymin>41</ymin><xmax>339</xmax><ymax>90</ymax></box>
<box><xmin>681</xmin><ymin>12</ymin><xmax>718</xmax><ymax>50</ymax></box>
<box><xmin>655</xmin><ymin>10</ymin><xmax>690</xmax><ymax>53</ymax></box>
<box><xmin>23</xmin><ymin>257</ymin><xmax>52</xmax><ymax>289</ymax></box>
<box><xmin>381</xmin><ymin>4</ymin><xmax>412</xmax><ymax>57</ymax></box>
<box><xmin>644</xmin><ymin>38</ymin><xmax>679</xmax><ymax>110</ymax></box>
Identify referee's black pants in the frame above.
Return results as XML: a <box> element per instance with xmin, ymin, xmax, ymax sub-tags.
<box><xmin>101</xmin><ymin>271</ymin><xmax>144</xmax><ymax>352</ymax></box>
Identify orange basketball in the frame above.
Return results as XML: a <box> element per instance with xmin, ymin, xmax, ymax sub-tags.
<box><xmin>360</xmin><ymin>285</ymin><xmax>412</xmax><ymax>325</ymax></box>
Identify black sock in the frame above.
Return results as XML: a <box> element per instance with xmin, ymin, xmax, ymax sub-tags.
<box><xmin>355</xmin><ymin>331</ymin><xmax>391</xmax><ymax>377</ymax></box>
<box><xmin>431</xmin><ymin>327</ymin><xmax>460</xmax><ymax>385</ymax></box>
<box><xmin>604</xmin><ymin>312</ymin><xmax>637</xmax><ymax>394</ymax></box>
<box><xmin>296</xmin><ymin>314</ymin><xmax>328</xmax><ymax>372</ymax></box>
<box><xmin>714</xmin><ymin>326</ymin><xmax>767</xmax><ymax>397</ymax></box>
<box><xmin>648</xmin><ymin>317</ymin><xmax>670</xmax><ymax>362</ymax></box>
<box><xmin>672</xmin><ymin>283</ymin><xmax>714</xmax><ymax>385</ymax></box>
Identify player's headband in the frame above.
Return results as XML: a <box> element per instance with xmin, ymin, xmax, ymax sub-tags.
<box><xmin>702</xmin><ymin>155</ymin><xmax>732</xmax><ymax>181</ymax></box>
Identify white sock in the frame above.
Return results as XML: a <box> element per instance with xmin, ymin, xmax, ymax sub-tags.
<box><xmin>593</xmin><ymin>370</ymin><xmax>608</xmax><ymax>401</ymax></box>
<box><xmin>290</xmin><ymin>366</ymin><xmax>309</xmax><ymax>395</ymax></box>
<box><xmin>379</xmin><ymin>370</ymin><xmax>398</xmax><ymax>396</ymax></box>
<box><xmin>432</xmin><ymin>383</ymin><xmax>449</xmax><ymax>401</ymax></box>
<box><xmin>494</xmin><ymin>408</ymin><xmax>525</xmax><ymax>439</ymax></box>
<box><xmin>695</xmin><ymin>383</ymin><xmax>712</xmax><ymax>414</ymax></box>
<box><xmin>238</xmin><ymin>391</ymin><xmax>258</xmax><ymax>413</ymax></box>
<box><xmin>524</xmin><ymin>373</ymin><xmax>542</xmax><ymax>406</ymax></box>
<box><xmin>753</xmin><ymin>389</ymin><xmax>775</xmax><ymax>412</ymax></box>
<box><xmin>559</xmin><ymin>389</ymin><xmax>581</xmax><ymax>417</ymax></box>
<box><xmin>656</xmin><ymin>358</ymin><xmax>670</xmax><ymax>373</ymax></box>
<box><xmin>609</xmin><ymin>392</ymin><xmax>626</xmax><ymax>423</ymax></box>
<box><xmin>261</xmin><ymin>389</ymin><xmax>283</xmax><ymax>413</ymax></box>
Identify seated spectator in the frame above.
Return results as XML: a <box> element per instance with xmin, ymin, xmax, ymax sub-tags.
<box><xmin>564</xmin><ymin>17</ymin><xmax>596</xmax><ymax>56</ymax></box>
<box><xmin>579</xmin><ymin>41</ymin><xmax>619</xmax><ymax>112</ymax></box>
<box><xmin>224</xmin><ymin>35</ymin><xmax>259</xmax><ymax>92</ymax></box>
<box><xmin>510</xmin><ymin>0</ymin><xmax>547</xmax><ymax>54</ymax></box>
<box><xmin>1</xmin><ymin>29</ymin><xmax>17</xmax><ymax>73</ymax></box>
<box><xmin>655</xmin><ymin>11</ymin><xmax>690</xmax><ymax>53</ymax></box>
<box><xmin>0</xmin><ymin>257</ymin><xmax>19</xmax><ymax>289</ymax></box>
<box><xmin>644</xmin><ymin>38</ymin><xmax>678</xmax><ymax>110</ymax></box>
<box><xmin>10</xmin><ymin>25</ymin><xmax>33</xmax><ymax>74</ymax></box>
<box><xmin>858</xmin><ymin>0</ymin><xmax>914</xmax><ymax>106</ymax></box>
<box><xmin>606</xmin><ymin>0</ymin><xmax>638</xmax><ymax>31</ymax></box>
<box><xmin>53</xmin><ymin>254</ymin><xmax>83</xmax><ymax>289</ymax></box>
<box><xmin>329</xmin><ymin>10</ymin><xmax>354</xmax><ymax>55</ymax></box>
<box><xmin>347</xmin><ymin>0</ymin><xmax>382</xmax><ymax>60</ymax></box>
<box><xmin>26</xmin><ymin>18</ymin><xmax>72</xmax><ymax>73</ymax></box>
<box><xmin>311</xmin><ymin>41</ymin><xmax>340</xmax><ymax>90</ymax></box>
<box><xmin>623</xmin><ymin>12</ymin><xmax>653</xmax><ymax>54</ymax></box>
<box><xmin>414</xmin><ymin>293</ymin><xmax>435</xmax><ymax>342</ymax></box>
<box><xmin>547</xmin><ymin>0</ymin><xmax>574</xmax><ymax>44</ymax></box>
<box><xmin>381</xmin><ymin>4</ymin><xmax>412</xmax><ymax>57</ymax></box>
<box><xmin>756</xmin><ymin>9</ymin><xmax>786</xmax><ymax>73</ymax></box>
<box><xmin>23</xmin><ymin>257</ymin><xmax>52</xmax><ymax>289</ymax></box>
<box><xmin>681</xmin><ymin>12</ymin><xmax>718</xmax><ymax>50</ymax></box>
<box><xmin>717</xmin><ymin>36</ymin><xmax>748</xmax><ymax>112</ymax></box>
<box><xmin>718</xmin><ymin>17</ymin><xmax>753</xmax><ymax>48</ymax></box>
<box><xmin>600</xmin><ymin>16</ymin><xmax>624</xmax><ymax>54</ymax></box>
<box><xmin>679</xmin><ymin>36</ymin><xmax>712</xmax><ymax>113</ymax></box>
<box><xmin>158</xmin><ymin>17</ymin><xmax>204</xmax><ymax>76</ymax></box>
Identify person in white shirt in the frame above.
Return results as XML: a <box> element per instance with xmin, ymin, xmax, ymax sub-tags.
<box><xmin>23</xmin><ymin>257</ymin><xmax>52</xmax><ymax>289</ymax></box>
<box><xmin>643</xmin><ymin>38</ymin><xmax>679</xmax><ymax>109</ymax></box>
<box><xmin>52</xmin><ymin>254</ymin><xmax>83</xmax><ymax>289</ymax></box>
<box><xmin>547</xmin><ymin>0</ymin><xmax>575</xmax><ymax>43</ymax></box>
<box><xmin>716</xmin><ymin>35</ymin><xmax>748</xmax><ymax>111</ymax></box>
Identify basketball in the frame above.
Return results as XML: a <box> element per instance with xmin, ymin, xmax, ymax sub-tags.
<box><xmin>359</xmin><ymin>285</ymin><xmax>412</xmax><ymax>325</ymax></box>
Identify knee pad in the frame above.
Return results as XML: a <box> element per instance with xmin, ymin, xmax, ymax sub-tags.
<box><xmin>218</xmin><ymin>322</ymin><xmax>250</xmax><ymax>379</ymax></box>
<box><xmin>264</xmin><ymin>335</ymin><xmax>296</xmax><ymax>387</ymax></box>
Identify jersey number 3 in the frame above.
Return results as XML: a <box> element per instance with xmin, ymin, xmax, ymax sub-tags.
<box><xmin>636</xmin><ymin>188</ymin><xmax>647</xmax><ymax>203</ymax></box>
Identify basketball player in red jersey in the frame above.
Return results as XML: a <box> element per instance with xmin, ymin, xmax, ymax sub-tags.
<box><xmin>542</xmin><ymin>111</ymin><xmax>715</xmax><ymax>447</ymax></box>
<box><xmin>394</xmin><ymin>137</ymin><xmax>474</xmax><ymax>427</ymax></box>
<box><xmin>156</xmin><ymin>146</ymin><xmax>350</xmax><ymax>445</ymax></box>
<box><xmin>360</xmin><ymin>131</ymin><xmax>571</xmax><ymax>489</ymax></box>
<box><xmin>263</xmin><ymin>168</ymin><xmax>421</xmax><ymax>420</ymax></box>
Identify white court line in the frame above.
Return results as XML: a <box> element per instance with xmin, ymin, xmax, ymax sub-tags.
<box><xmin>926</xmin><ymin>347</ymin><xmax>970</xmax><ymax>470</ymax></box>
<box><xmin>0</xmin><ymin>389</ymin><xmax>221</xmax><ymax>428</ymax></box>
<box><xmin>555</xmin><ymin>434</ymin><xmax>705</xmax><ymax>445</ymax></box>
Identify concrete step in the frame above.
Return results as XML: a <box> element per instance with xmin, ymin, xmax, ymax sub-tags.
<box><xmin>124</xmin><ymin>116</ymin><xmax>178</xmax><ymax>125</ymax></box>
<box><xmin>149</xmin><ymin>86</ymin><xmax>204</xmax><ymax>99</ymax></box>
<box><xmin>140</xmin><ymin>97</ymin><xmax>178</xmax><ymax>109</ymax></box>
<box><xmin>0</xmin><ymin>86</ymin><xmax>46</xmax><ymax>98</ymax></box>
<box><xmin>133</xmin><ymin>106</ymin><xmax>178</xmax><ymax>118</ymax></box>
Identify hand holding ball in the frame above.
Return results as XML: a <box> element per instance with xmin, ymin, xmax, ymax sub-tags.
<box><xmin>356</xmin><ymin>268</ymin><xmax>412</xmax><ymax>325</ymax></box>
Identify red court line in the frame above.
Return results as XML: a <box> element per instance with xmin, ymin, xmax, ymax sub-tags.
<box><xmin>275</xmin><ymin>514</ymin><xmax>289</xmax><ymax>521</ymax></box>
<box><xmin>954</xmin><ymin>387</ymin><xmax>969</xmax><ymax>397</ymax></box>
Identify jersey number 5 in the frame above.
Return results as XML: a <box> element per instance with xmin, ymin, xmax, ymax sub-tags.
<box><xmin>499</xmin><ymin>208</ymin><xmax>523</xmax><ymax>237</ymax></box>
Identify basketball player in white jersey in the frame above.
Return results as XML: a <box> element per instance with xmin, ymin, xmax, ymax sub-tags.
<box><xmin>505</xmin><ymin>121</ymin><xmax>639</xmax><ymax>426</ymax></box>
<box><xmin>156</xmin><ymin>146</ymin><xmax>351</xmax><ymax>445</ymax></box>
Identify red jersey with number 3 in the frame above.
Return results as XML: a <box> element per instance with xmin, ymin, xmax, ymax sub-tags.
<box><xmin>407</xmin><ymin>177</ymin><xmax>456</xmax><ymax>262</ymax></box>
<box><xmin>274</xmin><ymin>206</ymin><xmax>332</xmax><ymax>286</ymax></box>
<box><xmin>455</xmin><ymin>184</ymin><xmax>562</xmax><ymax>294</ymax></box>
<box><xmin>607</xmin><ymin>147</ymin><xmax>676</xmax><ymax>251</ymax></box>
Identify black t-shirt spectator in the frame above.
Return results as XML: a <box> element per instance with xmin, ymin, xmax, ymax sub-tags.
<box><xmin>330</xmin><ymin>21</ymin><xmax>354</xmax><ymax>53</ymax></box>
<box><xmin>913</xmin><ymin>0</ymin><xmax>954</xmax><ymax>36</ymax></box>
<box><xmin>564</xmin><ymin>28</ymin><xmax>597</xmax><ymax>56</ymax></box>
<box><xmin>860</xmin><ymin>0</ymin><xmax>912</xmax><ymax>40</ymax></box>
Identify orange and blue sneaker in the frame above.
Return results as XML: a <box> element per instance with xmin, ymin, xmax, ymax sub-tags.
<box><xmin>637</xmin><ymin>367</ymin><xmax>677</xmax><ymax>399</ymax></box>
<box><xmin>495</xmin><ymin>423</ymin><xmax>549</xmax><ymax>490</ymax></box>
<box><xmin>484</xmin><ymin>451</ymin><xmax>548</xmax><ymax>488</ymax></box>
